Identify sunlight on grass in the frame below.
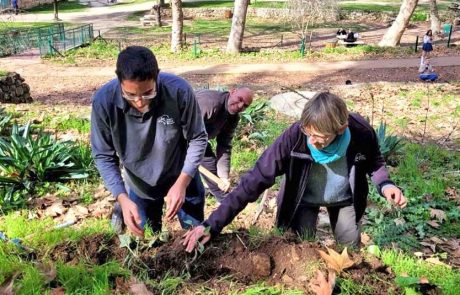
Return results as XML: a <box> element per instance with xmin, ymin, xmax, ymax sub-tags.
<box><xmin>26</xmin><ymin>0</ymin><xmax>88</xmax><ymax>13</ymax></box>
<box><xmin>381</xmin><ymin>250</ymin><xmax>460</xmax><ymax>295</ymax></box>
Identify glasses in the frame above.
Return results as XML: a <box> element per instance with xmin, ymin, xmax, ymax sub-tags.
<box><xmin>301</xmin><ymin>127</ymin><xmax>335</xmax><ymax>141</ymax></box>
<box><xmin>121</xmin><ymin>88</ymin><xmax>157</xmax><ymax>101</ymax></box>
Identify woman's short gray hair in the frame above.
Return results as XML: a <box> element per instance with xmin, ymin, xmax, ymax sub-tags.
<box><xmin>300</xmin><ymin>92</ymin><xmax>349</xmax><ymax>134</ymax></box>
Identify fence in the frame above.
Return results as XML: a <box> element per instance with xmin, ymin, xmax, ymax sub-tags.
<box><xmin>0</xmin><ymin>23</ymin><xmax>64</xmax><ymax>57</ymax></box>
<box><xmin>38</xmin><ymin>24</ymin><xmax>94</xmax><ymax>56</ymax></box>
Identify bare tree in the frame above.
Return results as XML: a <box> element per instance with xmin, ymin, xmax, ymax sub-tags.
<box><xmin>171</xmin><ymin>0</ymin><xmax>183</xmax><ymax>52</ymax></box>
<box><xmin>226</xmin><ymin>0</ymin><xmax>250</xmax><ymax>53</ymax></box>
<box><xmin>285</xmin><ymin>0</ymin><xmax>338</xmax><ymax>42</ymax></box>
<box><xmin>429</xmin><ymin>0</ymin><xmax>442</xmax><ymax>34</ymax></box>
<box><xmin>379</xmin><ymin>0</ymin><xmax>418</xmax><ymax>46</ymax></box>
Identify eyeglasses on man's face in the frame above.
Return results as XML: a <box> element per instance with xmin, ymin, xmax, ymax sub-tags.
<box><xmin>121</xmin><ymin>83</ymin><xmax>157</xmax><ymax>101</ymax></box>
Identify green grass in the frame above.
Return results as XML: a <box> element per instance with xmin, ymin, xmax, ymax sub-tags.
<box><xmin>26</xmin><ymin>0</ymin><xmax>88</xmax><ymax>13</ymax></box>
<box><xmin>234</xmin><ymin>283</ymin><xmax>303</xmax><ymax>295</ymax></box>
<box><xmin>0</xmin><ymin>22</ymin><xmax>56</xmax><ymax>34</ymax></box>
<box><xmin>0</xmin><ymin>70</ymin><xmax>7</xmax><ymax>77</ymax></box>
<box><xmin>339</xmin><ymin>3</ymin><xmax>400</xmax><ymax>13</ymax></box>
<box><xmin>56</xmin><ymin>116</ymin><xmax>90</xmax><ymax>133</ymax></box>
<box><xmin>381</xmin><ymin>250</ymin><xmax>460</xmax><ymax>295</ymax></box>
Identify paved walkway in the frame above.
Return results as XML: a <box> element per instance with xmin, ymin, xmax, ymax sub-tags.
<box><xmin>1</xmin><ymin>55</ymin><xmax>459</xmax><ymax>78</ymax></box>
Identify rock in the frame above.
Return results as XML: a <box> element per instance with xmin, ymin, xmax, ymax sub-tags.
<box><xmin>15</xmin><ymin>86</ymin><xmax>24</xmax><ymax>96</ymax></box>
<box><xmin>251</xmin><ymin>253</ymin><xmax>271</xmax><ymax>277</ymax></box>
<box><xmin>270</xmin><ymin>91</ymin><xmax>317</xmax><ymax>119</ymax></box>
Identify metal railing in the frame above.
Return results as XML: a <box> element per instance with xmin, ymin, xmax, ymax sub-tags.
<box><xmin>0</xmin><ymin>23</ymin><xmax>64</xmax><ymax>56</ymax></box>
<box><xmin>38</xmin><ymin>24</ymin><xmax>94</xmax><ymax>56</ymax></box>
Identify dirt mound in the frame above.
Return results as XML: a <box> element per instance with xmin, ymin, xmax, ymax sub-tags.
<box><xmin>48</xmin><ymin>231</ymin><xmax>401</xmax><ymax>293</ymax></box>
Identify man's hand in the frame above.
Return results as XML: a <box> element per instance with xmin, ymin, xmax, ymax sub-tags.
<box><xmin>117</xmin><ymin>193</ymin><xmax>144</xmax><ymax>237</ymax></box>
<box><xmin>219</xmin><ymin>178</ymin><xmax>231</xmax><ymax>193</ymax></box>
<box><xmin>182</xmin><ymin>225</ymin><xmax>211</xmax><ymax>253</ymax></box>
<box><xmin>165</xmin><ymin>173</ymin><xmax>191</xmax><ymax>220</ymax></box>
<box><xmin>383</xmin><ymin>185</ymin><xmax>407</xmax><ymax>208</ymax></box>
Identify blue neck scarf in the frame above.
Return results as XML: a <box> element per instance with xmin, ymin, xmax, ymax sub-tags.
<box><xmin>307</xmin><ymin>127</ymin><xmax>351</xmax><ymax>164</ymax></box>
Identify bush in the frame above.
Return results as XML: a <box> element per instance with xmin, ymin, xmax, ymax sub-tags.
<box><xmin>0</xmin><ymin>122</ymin><xmax>91</xmax><ymax>210</ymax></box>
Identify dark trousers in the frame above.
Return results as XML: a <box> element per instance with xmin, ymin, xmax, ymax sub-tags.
<box><xmin>200</xmin><ymin>143</ymin><xmax>226</xmax><ymax>202</ymax></box>
<box><xmin>115</xmin><ymin>173</ymin><xmax>205</xmax><ymax>232</ymax></box>
<box><xmin>291</xmin><ymin>202</ymin><xmax>361</xmax><ymax>247</ymax></box>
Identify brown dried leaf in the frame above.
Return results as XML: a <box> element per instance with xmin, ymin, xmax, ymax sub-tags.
<box><xmin>318</xmin><ymin>247</ymin><xmax>354</xmax><ymax>274</ymax></box>
<box><xmin>430</xmin><ymin>236</ymin><xmax>444</xmax><ymax>244</ymax></box>
<box><xmin>309</xmin><ymin>270</ymin><xmax>336</xmax><ymax>295</ymax></box>
<box><xmin>420</xmin><ymin>242</ymin><xmax>436</xmax><ymax>253</ymax></box>
<box><xmin>50</xmin><ymin>287</ymin><xmax>65</xmax><ymax>295</ymax></box>
<box><xmin>129</xmin><ymin>283</ymin><xmax>153</xmax><ymax>295</ymax></box>
<box><xmin>425</xmin><ymin>257</ymin><xmax>452</xmax><ymax>269</ymax></box>
<box><xmin>427</xmin><ymin>220</ymin><xmax>440</xmax><ymax>228</ymax></box>
<box><xmin>430</xmin><ymin>208</ymin><xmax>446</xmax><ymax>222</ymax></box>
<box><xmin>45</xmin><ymin>200</ymin><xmax>67</xmax><ymax>217</ymax></box>
<box><xmin>0</xmin><ymin>272</ymin><xmax>19</xmax><ymax>295</ymax></box>
<box><xmin>394</xmin><ymin>217</ymin><xmax>406</xmax><ymax>226</ymax></box>
<box><xmin>360</xmin><ymin>232</ymin><xmax>371</xmax><ymax>245</ymax></box>
<box><xmin>37</xmin><ymin>263</ymin><xmax>57</xmax><ymax>283</ymax></box>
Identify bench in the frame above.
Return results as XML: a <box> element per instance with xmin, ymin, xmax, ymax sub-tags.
<box><xmin>337</xmin><ymin>40</ymin><xmax>365</xmax><ymax>47</ymax></box>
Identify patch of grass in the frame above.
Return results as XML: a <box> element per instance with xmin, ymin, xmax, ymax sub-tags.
<box><xmin>365</xmin><ymin>143</ymin><xmax>460</xmax><ymax>248</ymax></box>
<box><xmin>26</xmin><ymin>0</ymin><xmax>88</xmax><ymax>13</ymax></box>
<box><xmin>0</xmin><ymin>70</ymin><xmax>7</xmax><ymax>77</ymax></box>
<box><xmin>56</xmin><ymin>261</ymin><xmax>128</xmax><ymax>294</ymax></box>
<box><xmin>235</xmin><ymin>283</ymin><xmax>303</xmax><ymax>295</ymax></box>
<box><xmin>339</xmin><ymin>3</ymin><xmax>400</xmax><ymax>13</ymax></box>
<box><xmin>0</xmin><ymin>212</ymin><xmax>112</xmax><ymax>250</ymax></box>
<box><xmin>336</xmin><ymin>277</ymin><xmax>375</xmax><ymax>295</ymax></box>
<box><xmin>56</xmin><ymin>116</ymin><xmax>90</xmax><ymax>133</ymax></box>
<box><xmin>182</xmin><ymin>0</ymin><xmax>234</xmax><ymax>8</ymax></box>
<box><xmin>0</xmin><ymin>22</ymin><xmax>56</xmax><ymax>34</ymax></box>
<box><xmin>381</xmin><ymin>250</ymin><xmax>460</xmax><ymax>295</ymax></box>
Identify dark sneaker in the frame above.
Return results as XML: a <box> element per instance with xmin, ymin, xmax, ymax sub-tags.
<box><xmin>111</xmin><ymin>202</ymin><xmax>124</xmax><ymax>234</ymax></box>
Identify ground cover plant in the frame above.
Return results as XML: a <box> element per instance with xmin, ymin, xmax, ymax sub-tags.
<box><xmin>0</xmin><ymin>78</ymin><xmax>458</xmax><ymax>294</ymax></box>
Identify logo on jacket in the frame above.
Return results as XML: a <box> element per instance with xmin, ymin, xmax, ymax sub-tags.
<box><xmin>158</xmin><ymin>115</ymin><xmax>175</xmax><ymax>125</ymax></box>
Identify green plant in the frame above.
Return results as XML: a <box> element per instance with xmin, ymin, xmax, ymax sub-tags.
<box><xmin>376</xmin><ymin>121</ymin><xmax>404</xmax><ymax>164</ymax></box>
<box><xmin>56</xmin><ymin>117</ymin><xmax>90</xmax><ymax>133</ymax></box>
<box><xmin>240</xmin><ymin>101</ymin><xmax>269</xmax><ymax>125</ymax></box>
<box><xmin>0</xmin><ymin>108</ymin><xmax>12</xmax><ymax>135</ymax></box>
<box><xmin>0</xmin><ymin>123</ymin><xmax>89</xmax><ymax>209</ymax></box>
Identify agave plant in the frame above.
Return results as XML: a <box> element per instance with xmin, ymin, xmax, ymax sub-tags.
<box><xmin>240</xmin><ymin>101</ymin><xmax>269</xmax><ymax>125</ymax></box>
<box><xmin>0</xmin><ymin>122</ymin><xmax>90</xmax><ymax>208</ymax></box>
<box><xmin>0</xmin><ymin>108</ymin><xmax>12</xmax><ymax>136</ymax></box>
<box><xmin>376</xmin><ymin>122</ymin><xmax>404</xmax><ymax>164</ymax></box>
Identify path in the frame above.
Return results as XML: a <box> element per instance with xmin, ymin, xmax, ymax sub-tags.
<box><xmin>2</xmin><ymin>55</ymin><xmax>460</xmax><ymax>78</ymax></box>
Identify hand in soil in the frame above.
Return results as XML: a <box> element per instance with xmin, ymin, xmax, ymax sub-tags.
<box><xmin>382</xmin><ymin>185</ymin><xmax>407</xmax><ymax>209</ymax></box>
<box><xmin>309</xmin><ymin>270</ymin><xmax>336</xmax><ymax>295</ymax></box>
<box><xmin>118</xmin><ymin>194</ymin><xmax>144</xmax><ymax>237</ymax></box>
<box><xmin>165</xmin><ymin>175</ymin><xmax>188</xmax><ymax>221</ymax></box>
<box><xmin>182</xmin><ymin>225</ymin><xmax>211</xmax><ymax>253</ymax></box>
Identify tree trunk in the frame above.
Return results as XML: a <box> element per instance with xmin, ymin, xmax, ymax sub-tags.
<box><xmin>429</xmin><ymin>0</ymin><xmax>442</xmax><ymax>34</ymax></box>
<box><xmin>171</xmin><ymin>0</ymin><xmax>183</xmax><ymax>52</ymax></box>
<box><xmin>378</xmin><ymin>0</ymin><xmax>418</xmax><ymax>47</ymax></box>
<box><xmin>226</xmin><ymin>0</ymin><xmax>250</xmax><ymax>53</ymax></box>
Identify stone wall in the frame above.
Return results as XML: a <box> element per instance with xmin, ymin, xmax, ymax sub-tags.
<box><xmin>17</xmin><ymin>0</ymin><xmax>54</xmax><ymax>9</ymax></box>
<box><xmin>157</xmin><ymin>7</ymin><xmax>338</xmax><ymax>22</ymax></box>
<box><xmin>0</xmin><ymin>73</ymin><xmax>33</xmax><ymax>104</ymax></box>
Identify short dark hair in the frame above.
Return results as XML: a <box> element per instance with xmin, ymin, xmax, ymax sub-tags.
<box><xmin>115</xmin><ymin>46</ymin><xmax>159</xmax><ymax>82</ymax></box>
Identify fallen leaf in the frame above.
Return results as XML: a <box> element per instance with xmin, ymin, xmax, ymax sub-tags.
<box><xmin>37</xmin><ymin>263</ymin><xmax>57</xmax><ymax>283</ymax></box>
<box><xmin>420</xmin><ymin>242</ymin><xmax>436</xmax><ymax>253</ymax></box>
<box><xmin>414</xmin><ymin>252</ymin><xmax>424</xmax><ymax>257</ymax></box>
<box><xmin>0</xmin><ymin>272</ymin><xmax>19</xmax><ymax>295</ymax></box>
<box><xmin>425</xmin><ymin>257</ymin><xmax>452</xmax><ymax>268</ymax></box>
<box><xmin>427</xmin><ymin>220</ymin><xmax>440</xmax><ymax>228</ymax></box>
<box><xmin>45</xmin><ymin>200</ymin><xmax>67</xmax><ymax>217</ymax></box>
<box><xmin>50</xmin><ymin>287</ymin><xmax>65</xmax><ymax>295</ymax></box>
<box><xmin>129</xmin><ymin>283</ymin><xmax>153</xmax><ymax>295</ymax></box>
<box><xmin>430</xmin><ymin>237</ymin><xmax>444</xmax><ymax>244</ymax></box>
<box><xmin>430</xmin><ymin>209</ymin><xmax>446</xmax><ymax>223</ymax></box>
<box><xmin>394</xmin><ymin>217</ymin><xmax>406</xmax><ymax>226</ymax></box>
<box><xmin>309</xmin><ymin>270</ymin><xmax>336</xmax><ymax>295</ymax></box>
<box><xmin>360</xmin><ymin>232</ymin><xmax>371</xmax><ymax>245</ymax></box>
<box><xmin>420</xmin><ymin>277</ymin><xmax>429</xmax><ymax>284</ymax></box>
<box><xmin>318</xmin><ymin>247</ymin><xmax>354</xmax><ymax>274</ymax></box>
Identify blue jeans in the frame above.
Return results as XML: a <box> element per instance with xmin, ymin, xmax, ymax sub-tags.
<box><xmin>120</xmin><ymin>173</ymin><xmax>205</xmax><ymax>232</ymax></box>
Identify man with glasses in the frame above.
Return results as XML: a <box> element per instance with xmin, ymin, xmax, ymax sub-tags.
<box><xmin>91</xmin><ymin>46</ymin><xmax>207</xmax><ymax>236</ymax></box>
<box><xmin>195</xmin><ymin>87</ymin><xmax>253</xmax><ymax>202</ymax></box>
<box><xmin>183</xmin><ymin>92</ymin><xmax>407</xmax><ymax>252</ymax></box>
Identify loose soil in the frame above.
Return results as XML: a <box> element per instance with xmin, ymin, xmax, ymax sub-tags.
<box><xmin>47</xmin><ymin>231</ymin><xmax>404</xmax><ymax>294</ymax></box>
